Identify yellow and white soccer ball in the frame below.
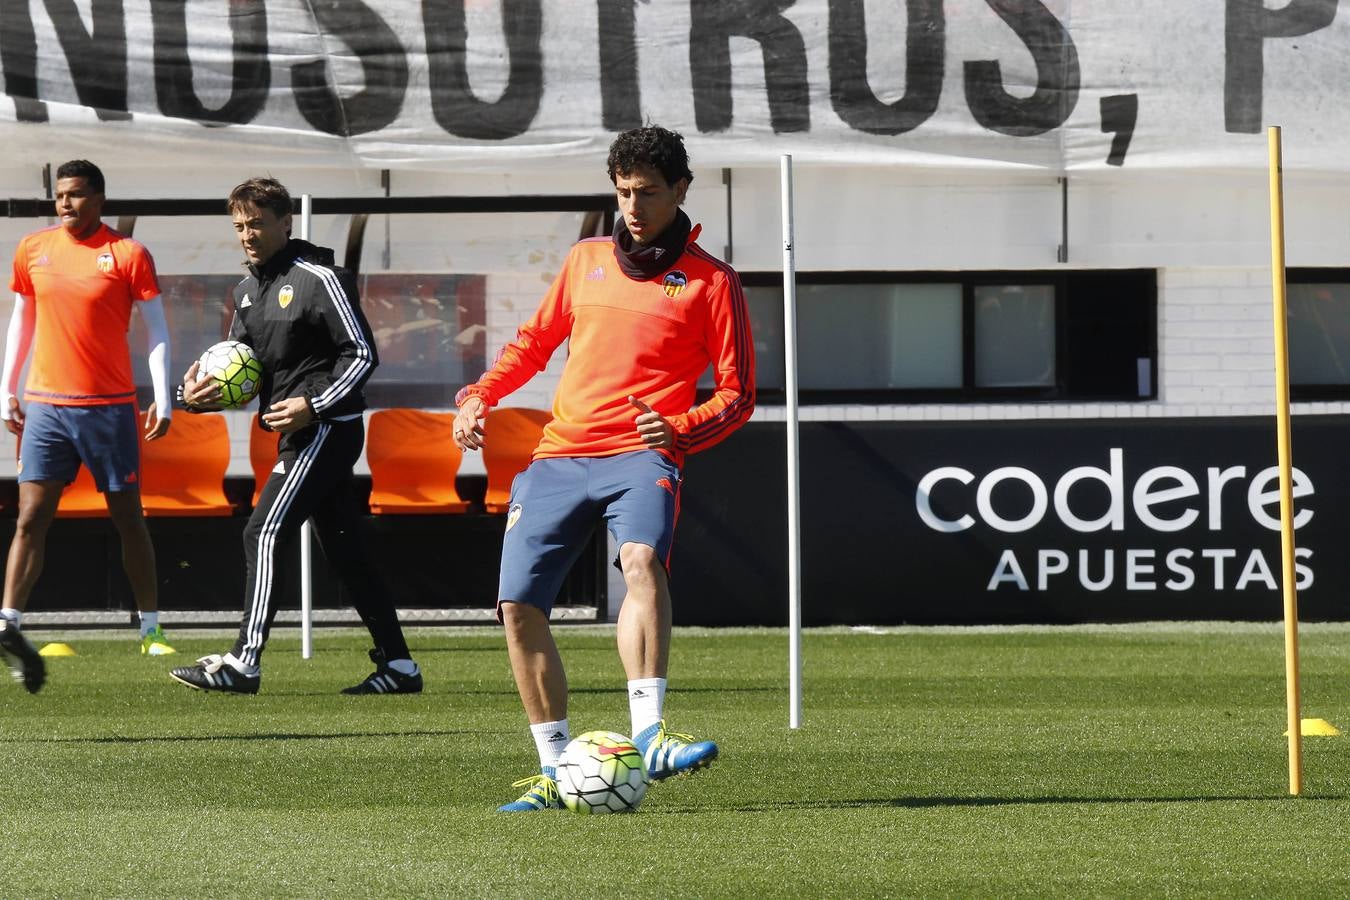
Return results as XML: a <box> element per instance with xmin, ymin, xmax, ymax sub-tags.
<box><xmin>556</xmin><ymin>730</ymin><xmax>649</xmax><ymax>814</ymax></box>
<box><xmin>197</xmin><ymin>340</ymin><xmax>263</xmax><ymax>409</ymax></box>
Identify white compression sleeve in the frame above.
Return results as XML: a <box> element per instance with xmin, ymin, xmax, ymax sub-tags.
<box><xmin>139</xmin><ymin>295</ymin><xmax>172</xmax><ymax>418</ymax></box>
<box><xmin>1</xmin><ymin>293</ymin><xmax>35</xmax><ymax>419</ymax></box>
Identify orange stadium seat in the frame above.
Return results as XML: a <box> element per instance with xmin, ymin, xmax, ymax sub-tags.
<box><xmin>366</xmin><ymin>408</ymin><xmax>469</xmax><ymax>514</ymax></box>
<box><xmin>481</xmin><ymin>407</ymin><xmax>550</xmax><ymax>514</ymax></box>
<box><xmin>139</xmin><ymin>411</ymin><xmax>234</xmax><ymax>516</ymax></box>
<box><xmin>249</xmin><ymin>415</ymin><xmax>281</xmax><ymax>508</ymax></box>
<box><xmin>55</xmin><ymin>462</ymin><xmax>109</xmax><ymax>518</ymax></box>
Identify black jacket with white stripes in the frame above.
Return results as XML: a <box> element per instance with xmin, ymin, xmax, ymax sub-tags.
<box><xmin>229</xmin><ymin>239</ymin><xmax>377</xmax><ymax>424</ymax></box>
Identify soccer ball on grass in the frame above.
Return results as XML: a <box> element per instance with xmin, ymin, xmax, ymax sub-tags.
<box><xmin>556</xmin><ymin>731</ymin><xmax>649</xmax><ymax>814</ymax></box>
<box><xmin>197</xmin><ymin>340</ymin><xmax>262</xmax><ymax>409</ymax></box>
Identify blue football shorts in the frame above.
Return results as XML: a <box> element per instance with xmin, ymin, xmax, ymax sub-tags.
<box><xmin>497</xmin><ymin>450</ymin><xmax>682</xmax><ymax>616</ymax></box>
<box><xmin>17</xmin><ymin>401</ymin><xmax>141</xmax><ymax>492</ymax></box>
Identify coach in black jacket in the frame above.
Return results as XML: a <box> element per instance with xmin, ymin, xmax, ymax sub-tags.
<box><xmin>170</xmin><ymin>177</ymin><xmax>422</xmax><ymax>696</ymax></box>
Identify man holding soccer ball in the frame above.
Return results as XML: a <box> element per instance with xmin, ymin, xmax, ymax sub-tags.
<box><xmin>171</xmin><ymin>177</ymin><xmax>421</xmax><ymax>695</ymax></box>
<box><xmin>453</xmin><ymin>126</ymin><xmax>755</xmax><ymax>811</ymax></box>
<box><xmin>0</xmin><ymin>160</ymin><xmax>176</xmax><ymax>690</ymax></box>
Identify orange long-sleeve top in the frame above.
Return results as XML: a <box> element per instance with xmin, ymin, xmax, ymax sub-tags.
<box><xmin>458</xmin><ymin>226</ymin><xmax>755</xmax><ymax>467</ymax></box>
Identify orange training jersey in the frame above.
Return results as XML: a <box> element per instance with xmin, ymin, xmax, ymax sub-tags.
<box><xmin>9</xmin><ymin>223</ymin><xmax>160</xmax><ymax>406</ymax></box>
<box><xmin>460</xmin><ymin>225</ymin><xmax>755</xmax><ymax>466</ymax></box>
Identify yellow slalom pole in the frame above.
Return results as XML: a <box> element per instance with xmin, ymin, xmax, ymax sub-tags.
<box><xmin>1267</xmin><ymin>125</ymin><xmax>1302</xmax><ymax>796</ymax></box>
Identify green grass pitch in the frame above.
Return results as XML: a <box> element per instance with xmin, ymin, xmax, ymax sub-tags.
<box><xmin>2</xmin><ymin>623</ymin><xmax>1348</xmax><ymax>897</ymax></box>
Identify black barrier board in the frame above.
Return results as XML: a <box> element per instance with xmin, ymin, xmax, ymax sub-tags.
<box><xmin>675</xmin><ymin>417</ymin><xmax>1350</xmax><ymax>625</ymax></box>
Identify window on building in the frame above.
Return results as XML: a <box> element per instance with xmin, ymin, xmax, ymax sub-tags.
<box><xmin>736</xmin><ymin>269</ymin><xmax>1156</xmax><ymax>404</ymax></box>
<box><xmin>107</xmin><ymin>208</ymin><xmax>599</xmax><ymax>409</ymax></box>
<box><xmin>128</xmin><ymin>273</ymin><xmax>488</xmax><ymax>409</ymax></box>
<box><xmin>974</xmin><ymin>283</ymin><xmax>1055</xmax><ymax>388</ymax></box>
<box><xmin>1287</xmin><ymin>270</ymin><xmax>1350</xmax><ymax>399</ymax></box>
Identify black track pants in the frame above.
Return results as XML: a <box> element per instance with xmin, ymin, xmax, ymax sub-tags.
<box><xmin>231</xmin><ymin>419</ymin><xmax>410</xmax><ymax>668</ymax></box>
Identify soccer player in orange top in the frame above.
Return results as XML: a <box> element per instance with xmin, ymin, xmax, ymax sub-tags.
<box><xmin>0</xmin><ymin>160</ymin><xmax>176</xmax><ymax>687</ymax></box>
<box><xmin>453</xmin><ymin>126</ymin><xmax>755</xmax><ymax>811</ymax></box>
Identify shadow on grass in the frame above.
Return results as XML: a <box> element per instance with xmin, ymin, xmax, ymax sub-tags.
<box><xmin>651</xmin><ymin>794</ymin><xmax>1347</xmax><ymax>813</ymax></box>
<box><xmin>0</xmin><ymin>728</ymin><xmax>485</xmax><ymax>746</ymax></box>
<box><xmin>408</xmin><ymin>645</ymin><xmax>504</xmax><ymax>654</ymax></box>
<box><xmin>253</xmin><ymin>644</ymin><xmax>504</xmax><ymax>655</ymax></box>
<box><xmin>442</xmin><ymin>685</ymin><xmax>779</xmax><ymax>698</ymax></box>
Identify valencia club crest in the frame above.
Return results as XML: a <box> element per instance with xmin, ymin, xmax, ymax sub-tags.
<box><xmin>662</xmin><ymin>270</ymin><xmax>688</xmax><ymax>298</ymax></box>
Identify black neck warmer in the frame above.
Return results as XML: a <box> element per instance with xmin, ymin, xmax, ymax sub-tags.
<box><xmin>612</xmin><ymin>209</ymin><xmax>691</xmax><ymax>280</ymax></box>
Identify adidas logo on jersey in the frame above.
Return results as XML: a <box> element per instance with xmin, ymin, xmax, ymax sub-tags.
<box><xmin>240</xmin><ymin>293</ymin><xmax>252</xmax><ymax>307</ymax></box>
<box><xmin>272</xmin><ymin>460</ymin><xmax>286</xmax><ymax>474</ymax></box>
<box><xmin>585</xmin><ymin>265</ymin><xmax>605</xmax><ymax>281</ymax></box>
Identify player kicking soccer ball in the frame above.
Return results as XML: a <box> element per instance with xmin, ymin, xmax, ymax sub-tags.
<box><xmin>499</xmin><ymin>721</ymin><xmax>719</xmax><ymax>813</ymax></box>
<box><xmin>451</xmin><ymin>126</ymin><xmax>752</xmax><ymax>812</ymax></box>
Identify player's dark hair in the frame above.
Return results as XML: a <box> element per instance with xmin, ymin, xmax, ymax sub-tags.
<box><xmin>607</xmin><ymin>126</ymin><xmax>694</xmax><ymax>187</ymax></box>
<box><xmin>55</xmin><ymin>160</ymin><xmax>104</xmax><ymax>195</ymax></box>
<box><xmin>227</xmin><ymin>177</ymin><xmax>292</xmax><ymax>220</ymax></box>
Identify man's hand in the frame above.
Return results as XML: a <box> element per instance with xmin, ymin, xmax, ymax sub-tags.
<box><xmin>143</xmin><ymin>402</ymin><xmax>171</xmax><ymax>441</ymax></box>
<box><xmin>453</xmin><ymin>395</ymin><xmax>488</xmax><ymax>451</ymax></box>
<box><xmin>2</xmin><ymin>396</ymin><xmax>24</xmax><ymax>436</ymax></box>
<box><xmin>180</xmin><ymin>360</ymin><xmax>224</xmax><ymax>411</ymax></box>
<box><xmin>262</xmin><ymin>397</ymin><xmax>315</xmax><ymax>434</ymax></box>
<box><xmin>630</xmin><ymin>395</ymin><xmax>673</xmax><ymax>449</ymax></box>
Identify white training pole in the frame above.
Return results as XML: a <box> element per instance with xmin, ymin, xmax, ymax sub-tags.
<box><xmin>298</xmin><ymin>193</ymin><xmax>314</xmax><ymax>661</ymax></box>
<box><xmin>781</xmin><ymin>155</ymin><xmax>803</xmax><ymax>729</ymax></box>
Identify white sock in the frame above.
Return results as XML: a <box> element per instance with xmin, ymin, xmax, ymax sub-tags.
<box><xmin>223</xmin><ymin>652</ymin><xmax>259</xmax><ymax>676</ymax></box>
<box><xmin>530</xmin><ymin>719</ymin><xmax>570</xmax><ymax>773</ymax></box>
<box><xmin>628</xmin><ymin>677</ymin><xmax>667</xmax><ymax>739</ymax></box>
<box><xmin>0</xmin><ymin>608</ymin><xmax>19</xmax><ymax>628</ymax></box>
<box><xmin>138</xmin><ymin>611</ymin><xmax>159</xmax><ymax>638</ymax></box>
<box><xmin>387</xmin><ymin>658</ymin><xmax>418</xmax><ymax>676</ymax></box>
